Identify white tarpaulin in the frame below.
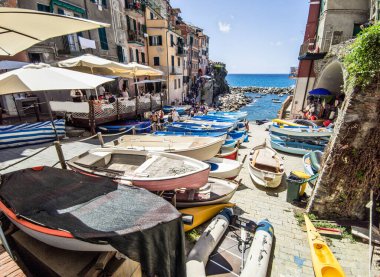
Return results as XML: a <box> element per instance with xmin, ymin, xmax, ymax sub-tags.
<box><xmin>79</xmin><ymin>36</ymin><xmax>96</xmax><ymax>50</ymax></box>
<box><xmin>49</xmin><ymin>101</ymin><xmax>90</xmax><ymax>113</ymax></box>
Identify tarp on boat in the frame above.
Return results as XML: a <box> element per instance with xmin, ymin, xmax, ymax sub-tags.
<box><xmin>0</xmin><ymin>167</ymin><xmax>186</xmax><ymax>277</ymax></box>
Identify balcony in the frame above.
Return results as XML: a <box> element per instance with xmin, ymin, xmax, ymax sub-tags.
<box><xmin>289</xmin><ymin>67</ymin><xmax>298</xmax><ymax>79</ymax></box>
<box><xmin>298</xmin><ymin>38</ymin><xmax>326</xmax><ymax>60</ymax></box>
<box><xmin>177</xmin><ymin>46</ymin><xmax>188</xmax><ymax>57</ymax></box>
<box><xmin>128</xmin><ymin>30</ymin><xmax>145</xmax><ymax>46</ymax></box>
<box><xmin>125</xmin><ymin>0</ymin><xmax>145</xmax><ymax>14</ymax></box>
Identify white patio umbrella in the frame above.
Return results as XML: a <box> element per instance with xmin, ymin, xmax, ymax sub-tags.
<box><xmin>56</xmin><ymin>54</ymin><xmax>132</xmax><ymax>76</ymax></box>
<box><xmin>0</xmin><ymin>63</ymin><xmax>113</xmax><ymax>138</ymax></box>
<box><xmin>120</xmin><ymin>62</ymin><xmax>163</xmax><ymax>78</ymax></box>
<box><xmin>0</xmin><ymin>8</ymin><xmax>110</xmax><ymax>56</ymax></box>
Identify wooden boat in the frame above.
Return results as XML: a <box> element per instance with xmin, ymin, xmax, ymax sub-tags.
<box><xmin>163</xmin><ymin>105</ymin><xmax>191</xmax><ymax>115</ymax></box>
<box><xmin>0</xmin><ymin>119</ymin><xmax>65</xmax><ymax>149</ymax></box>
<box><xmin>248</xmin><ymin>142</ymin><xmax>284</xmax><ymax>188</ymax></box>
<box><xmin>304</xmin><ymin>214</ymin><xmax>345</xmax><ymax>277</ymax></box>
<box><xmin>67</xmin><ymin>148</ymin><xmax>210</xmax><ymax>191</ymax></box>
<box><xmin>223</xmin><ymin>138</ymin><xmax>238</xmax><ymax>148</ymax></box>
<box><xmin>180</xmin><ymin>203</ymin><xmax>235</xmax><ymax>232</ymax></box>
<box><xmin>270</xmin><ymin>135</ymin><xmax>325</xmax><ymax>155</ymax></box>
<box><xmin>0</xmin><ymin>167</ymin><xmax>182</xmax><ymax>253</ymax></box>
<box><xmin>176</xmin><ymin>178</ymin><xmax>239</xmax><ymax>208</ymax></box>
<box><xmin>216</xmin><ymin>147</ymin><xmax>238</xmax><ymax>160</ymax></box>
<box><xmin>153</xmin><ymin>131</ymin><xmax>227</xmax><ymax>139</ymax></box>
<box><xmin>303</xmin><ymin>151</ymin><xmax>323</xmax><ymax>176</ymax></box>
<box><xmin>98</xmin><ymin>121</ymin><xmax>150</xmax><ymax>133</ymax></box>
<box><xmin>167</xmin><ymin>122</ymin><xmax>232</xmax><ymax>133</ymax></box>
<box><xmin>269</xmin><ymin>124</ymin><xmax>333</xmax><ymax>138</ymax></box>
<box><xmin>206</xmin><ymin>157</ymin><xmax>242</xmax><ymax>179</ymax></box>
<box><xmin>106</xmin><ymin>134</ymin><xmax>224</xmax><ymax>161</ymax></box>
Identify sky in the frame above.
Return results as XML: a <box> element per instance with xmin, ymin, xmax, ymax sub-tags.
<box><xmin>171</xmin><ymin>0</ymin><xmax>310</xmax><ymax>74</ymax></box>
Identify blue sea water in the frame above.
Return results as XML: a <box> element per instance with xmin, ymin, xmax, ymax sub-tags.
<box><xmin>226</xmin><ymin>74</ymin><xmax>295</xmax><ymax>88</ymax></box>
<box><xmin>226</xmin><ymin>74</ymin><xmax>296</xmax><ymax>121</ymax></box>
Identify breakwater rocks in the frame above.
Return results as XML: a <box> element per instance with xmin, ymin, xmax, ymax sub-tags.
<box><xmin>230</xmin><ymin>86</ymin><xmax>293</xmax><ymax>95</ymax></box>
<box><xmin>217</xmin><ymin>92</ymin><xmax>252</xmax><ymax>111</ymax></box>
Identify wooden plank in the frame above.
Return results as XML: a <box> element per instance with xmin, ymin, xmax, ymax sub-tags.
<box><xmin>0</xmin><ymin>246</ymin><xmax>26</xmax><ymax>277</ymax></box>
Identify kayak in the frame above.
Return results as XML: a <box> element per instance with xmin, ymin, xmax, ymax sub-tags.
<box><xmin>180</xmin><ymin>203</ymin><xmax>235</xmax><ymax>232</ymax></box>
<box><xmin>304</xmin><ymin>214</ymin><xmax>345</xmax><ymax>277</ymax></box>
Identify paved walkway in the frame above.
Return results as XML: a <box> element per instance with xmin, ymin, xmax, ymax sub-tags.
<box><xmin>0</xmin><ymin>124</ymin><xmax>379</xmax><ymax>277</ymax></box>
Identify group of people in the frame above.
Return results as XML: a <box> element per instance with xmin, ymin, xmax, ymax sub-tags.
<box><xmin>302</xmin><ymin>95</ymin><xmax>344</xmax><ymax>121</ymax></box>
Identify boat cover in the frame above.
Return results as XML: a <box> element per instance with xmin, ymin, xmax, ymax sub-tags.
<box><xmin>0</xmin><ymin>167</ymin><xmax>186</xmax><ymax>277</ymax></box>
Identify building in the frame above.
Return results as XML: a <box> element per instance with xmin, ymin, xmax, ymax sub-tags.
<box><xmin>145</xmin><ymin>1</ymin><xmax>185</xmax><ymax>104</ymax></box>
<box><xmin>290</xmin><ymin>0</ymin><xmax>370</xmax><ymax>118</ymax></box>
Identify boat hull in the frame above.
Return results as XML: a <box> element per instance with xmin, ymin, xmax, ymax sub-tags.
<box><xmin>206</xmin><ymin>157</ymin><xmax>242</xmax><ymax>179</ymax></box>
<box><xmin>270</xmin><ymin>139</ymin><xmax>324</xmax><ymax>155</ymax></box>
<box><xmin>216</xmin><ymin>147</ymin><xmax>238</xmax><ymax>160</ymax></box>
<box><xmin>269</xmin><ymin>125</ymin><xmax>332</xmax><ymax>138</ymax></box>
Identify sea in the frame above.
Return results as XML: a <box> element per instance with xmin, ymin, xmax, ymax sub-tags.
<box><xmin>226</xmin><ymin>74</ymin><xmax>296</xmax><ymax>121</ymax></box>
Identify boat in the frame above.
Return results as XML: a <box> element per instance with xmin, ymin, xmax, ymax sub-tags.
<box><xmin>163</xmin><ymin>105</ymin><xmax>191</xmax><ymax>115</ymax></box>
<box><xmin>237</xmin><ymin>122</ymin><xmax>247</xmax><ymax>131</ymax></box>
<box><xmin>223</xmin><ymin>138</ymin><xmax>238</xmax><ymax>148</ymax></box>
<box><xmin>255</xmin><ymin>95</ymin><xmax>262</xmax><ymax>98</ymax></box>
<box><xmin>216</xmin><ymin>147</ymin><xmax>238</xmax><ymax>160</ymax></box>
<box><xmin>279</xmin><ymin>93</ymin><xmax>284</xmax><ymax>97</ymax></box>
<box><xmin>106</xmin><ymin>134</ymin><xmax>224</xmax><ymax>161</ymax></box>
<box><xmin>256</xmin><ymin>119</ymin><xmax>269</xmax><ymax>125</ymax></box>
<box><xmin>180</xmin><ymin>203</ymin><xmax>235</xmax><ymax>232</ymax></box>
<box><xmin>67</xmin><ymin>148</ymin><xmax>210</xmax><ymax>191</ymax></box>
<box><xmin>98</xmin><ymin>121</ymin><xmax>151</xmax><ymax>133</ymax></box>
<box><xmin>184</xmin><ymin>119</ymin><xmax>236</xmax><ymax>130</ymax></box>
<box><xmin>270</xmin><ymin>135</ymin><xmax>326</xmax><ymax>155</ymax></box>
<box><xmin>193</xmin><ymin>115</ymin><xmax>238</xmax><ymax>123</ymax></box>
<box><xmin>207</xmin><ymin>111</ymin><xmax>248</xmax><ymax>121</ymax></box>
<box><xmin>176</xmin><ymin>178</ymin><xmax>239</xmax><ymax>208</ymax></box>
<box><xmin>167</xmin><ymin>122</ymin><xmax>232</xmax><ymax>133</ymax></box>
<box><xmin>248</xmin><ymin>142</ymin><xmax>284</xmax><ymax>188</ymax></box>
<box><xmin>272</xmin><ymin>119</ymin><xmax>303</xmax><ymax>127</ymax></box>
<box><xmin>228</xmin><ymin>130</ymin><xmax>247</xmax><ymax>144</ymax></box>
<box><xmin>269</xmin><ymin>124</ymin><xmax>333</xmax><ymax>138</ymax></box>
<box><xmin>206</xmin><ymin>157</ymin><xmax>242</xmax><ymax>179</ymax></box>
<box><xmin>293</xmin><ymin>119</ymin><xmax>318</xmax><ymax>127</ymax></box>
<box><xmin>0</xmin><ymin>167</ymin><xmax>183</xmax><ymax>253</ymax></box>
<box><xmin>0</xmin><ymin>119</ymin><xmax>65</xmax><ymax>149</ymax></box>
<box><xmin>272</xmin><ymin>100</ymin><xmax>282</xmax><ymax>103</ymax></box>
<box><xmin>304</xmin><ymin>214</ymin><xmax>345</xmax><ymax>277</ymax></box>
<box><xmin>303</xmin><ymin>151</ymin><xmax>323</xmax><ymax>176</ymax></box>
<box><xmin>187</xmin><ymin>208</ymin><xmax>232</xmax><ymax>277</ymax></box>
<box><xmin>153</xmin><ymin>131</ymin><xmax>227</xmax><ymax>139</ymax></box>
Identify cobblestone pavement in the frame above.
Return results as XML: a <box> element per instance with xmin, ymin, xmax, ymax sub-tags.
<box><xmin>0</xmin><ymin>124</ymin><xmax>379</xmax><ymax>277</ymax></box>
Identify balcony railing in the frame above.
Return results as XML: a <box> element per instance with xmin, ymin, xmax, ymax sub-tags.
<box><xmin>125</xmin><ymin>0</ymin><xmax>144</xmax><ymax>14</ymax></box>
<box><xmin>170</xmin><ymin>66</ymin><xmax>182</xmax><ymax>75</ymax></box>
<box><xmin>128</xmin><ymin>30</ymin><xmax>145</xmax><ymax>45</ymax></box>
<box><xmin>177</xmin><ymin>46</ymin><xmax>188</xmax><ymax>56</ymax></box>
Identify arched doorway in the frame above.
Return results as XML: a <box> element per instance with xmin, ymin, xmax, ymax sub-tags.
<box><xmin>314</xmin><ymin>61</ymin><xmax>344</xmax><ymax>95</ymax></box>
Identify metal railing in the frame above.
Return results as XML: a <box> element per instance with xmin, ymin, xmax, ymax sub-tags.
<box><xmin>127</xmin><ymin>30</ymin><xmax>145</xmax><ymax>45</ymax></box>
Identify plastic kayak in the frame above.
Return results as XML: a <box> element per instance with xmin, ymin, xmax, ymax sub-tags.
<box><xmin>179</xmin><ymin>203</ymin><xmax>235</xmax><ymax>232</ymax></box>
<box><xmin>304</xmin><ymin>214</ymin><xmax>345</xmax><ymax>277</ymax></box>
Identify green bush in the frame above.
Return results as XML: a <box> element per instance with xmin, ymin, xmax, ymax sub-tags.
<box><xmin>344</xmin><ymin>23</ymin><xmax>380</xmax><ymax>88</ymax></box>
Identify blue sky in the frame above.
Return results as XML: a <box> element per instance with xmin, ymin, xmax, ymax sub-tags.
<box><xmin>171</xmin><ymin>0</ymin><xmax>309</xmax><ymax>74</ymax></box>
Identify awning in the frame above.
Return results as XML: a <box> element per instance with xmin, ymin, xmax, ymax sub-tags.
<box><xmin>132</xmin><ymin>79</ymin><xmax>167</xmax><ymax>84</ymax></box>
<box><xmin>0</xmin><ymin>60</ymin><xmax>30</xmax><ymax>70</ymax></box>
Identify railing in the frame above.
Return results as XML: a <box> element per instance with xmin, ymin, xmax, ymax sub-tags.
<box><xmin>125</xmin><ymin>0</ymin><xmax>144</xmax><ymax>13</ymax></box>
<box><xmin>299</xmin><ymin>38</ymin><xmax>317</xmax><ymax>57</ymax></box>
<box><xmin>170</xmin><ymin>66</ymin><xmax>182</xmax><ymax>75</ymax></box>
<box><xmin>177</xmin><ymin>46</ymin><xmax>188</xmax><ymax>56</ymax></box>
<box><xmin>127</xmin><ymin>30</ymin><xmax>145</xmax><ymax>45</ymax></box>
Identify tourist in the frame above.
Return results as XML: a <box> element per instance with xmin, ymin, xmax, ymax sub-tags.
<box><xmin>150</xmin><ymin>111</ymin><xmax>158</xmax><ymax>130</ymax></box>
<box><xmin>70</xmin><ymin>89</ymin><xmax>83</xmax><ymax>102</ymax></box>
<box><xmin>168</xmin><ymin>111</ymin><xmax>173</xmax><ymax>123</ymax></box>
<box><xmin>121</xmin><ymin>83</ymin><xmax>129</xmax><ymax>98</ymax></box>
<box><xmin>172</xmin><ymin>109</ymin><xmax>180</xmax><ymax>122</ymax></box>
<box><xmin>158</xmin><ymin>110</ymin><xmax>165</xmax><ymax>129</ymax></box>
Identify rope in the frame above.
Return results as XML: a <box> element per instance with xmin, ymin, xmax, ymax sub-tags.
<box><xmin>0</xmin><ymin>144</ymin><xmax>53</xmax><ymax>172</ymax></box>
<box><xmin>77</xmin><ymin>133</ymin><xmax>99</xmax><ymax>142</ymax></box>
<box><xmin>101</xmin><ymin>126</ymin><xmax>136</xmax><ymax>137</ymax></box>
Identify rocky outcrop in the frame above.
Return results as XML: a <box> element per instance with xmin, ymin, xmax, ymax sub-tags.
<box><xmin>216</xmin><ymin>92</ymin><xmax>252</xmax><ymax>111</ymax></box>
<box><xmin>230</xmin><ymin>86</ymin><xmax>294</xmax><ymax>95</ymax></box>
<box><xmin>210</xmin><ymin>62</ymin><xmax>230</xmax><ymax>98</ymax></box>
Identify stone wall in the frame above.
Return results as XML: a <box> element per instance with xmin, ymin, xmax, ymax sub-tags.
<box><xmin>307</xmin><ymin>75</ymin><xmax>380</xmax><ymax>219</ymax></box>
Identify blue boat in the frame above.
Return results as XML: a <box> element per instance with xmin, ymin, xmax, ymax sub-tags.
<box><xmin>223</xmin><ymin>139</ymin><xmax>238</xmax><ymax>148</ymax></box>
<box><xmin>270</xmin><ymin>135</ymin><xmax>325</xmax><ymax>155</ymax></box>
<box><xmin>167</xmin><ymin>123</ymin><xmax>231</xmax><ymax>133</ymax></box>
<box><xmin>207</xmin><ymin>111</ymin><xmax>248</xmax><ymax>121</ymax></box>
<box><xmin>0</xmin><ymin>119</ymin><xmax>65</xmax><ymax>149</ymax></box>
<box><xmin>192</xmin><ymin>115</ymin><xmax>238</xmax><ymax>123</ymax></box>
<box><xmin>153</xmin><ymin>131</ymin><xmax>227</xmax><ymax>138</ymax></box>
<box><xmin>163</xmin><ymin>105</ymin><xmax>190</xmax><ymax>115</ymax></box>
<box><xmin>98</xmin><ymin>121</ymin><xmax>151</xmax><ymax>133</ymax></box>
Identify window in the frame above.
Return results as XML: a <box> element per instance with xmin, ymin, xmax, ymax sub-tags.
<box><xmin>149</xmin><ymin>35</ymin><xmax>162</xmax><ymax>46</ymax></box>
<box><xmin>101</xmin><ymin>0</ymin><xmax>107</xmax><ymax>8</ymax></box>
<box><xmin>135</xmin><ymin>49</ymin><xmax>139</xmax><ymax>63</ymax></box>
<box><xmin>98</xmin><ymin>27</ymin><xmax>109</xmax><ymax>50</ymax></box>
<box><xmin>174</xmin><ymin>79</ymin><xmax>177</xmax><ymax>89</ymax></box>
<box><xmin>171</xmin><ymin>55</ymin><xmax>175</xmax><ymax>68</ymax></box>
<box><xmin>129</xmin><ymin>48</ymin><xmax>134</xmax><ymax>62</ymax></box>
<box><xmin>153</xmin><ymin>57</ymin><xmax>160</xmax><ymax>66</ymax></box>
<box><xmin>133</xmin><ymin>19</ymin><xmax>137</xmax><ymax>31</ymax></box>
<box><xmin>178</xmin><ymin>79</ymin><xmax>181</xmax><ymax>88</ymax></box>
<box><xmin>150</xmin><ymin>12</ymin><xmax>154</xmax><ymax>20</ymax></box>
<box><xmin>177</xmin><ymin>57</ymin><xmax>180</xmax><ymax>67</ymax></box>
<box><xmin>353</xmin><ymin>23</ymin><xmax>362</xmax><ymax>37</ymax></box>
<box><xmin>37</xmin><ymin>3</ymin><xmax>50</xmax><ymax>12</ymax></box>
<box><xmin>170</xmin><ymin>34</ymin><xmax>174</xmax><ymax>47</ymax></box>
<box><xmin>117</xmin><ymin>45</ymin><xmax>125</xmax><ymax>63</ymax></box>
<box><xmin>141</xmin><ymin>52</ymin><xmax>145</xmax><ymax>64</ymax></box>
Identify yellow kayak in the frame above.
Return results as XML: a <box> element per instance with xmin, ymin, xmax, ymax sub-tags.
<box><xmin>180</xmin><ymin>203</ymin><xmax>235</xmax><ymax>232</ymax></box>
<box><xmin>272</xmin><ymin>119</ymin><xmax>303</xmax><ymax>127</ymax></box>
<box><xmin>304</xmin><ymin>214</ymin><xmax>345</xmax><ymax>277</ymax></box>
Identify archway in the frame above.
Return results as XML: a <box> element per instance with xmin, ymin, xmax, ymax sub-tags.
<box><xmin>314</xmin><ymin>61</ymin><xmax>344</xmax><ymax>95</ymax></box>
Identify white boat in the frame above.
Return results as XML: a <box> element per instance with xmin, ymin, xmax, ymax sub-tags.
<box><xmin>105</xmin><ymin>135</ymin><xmax>224</xmax><ymax>161</ymax></box>
<box><xmin>215</xmin><ymin>147</ymin><xmax>238</xmax><ymax>160</ymax></box>
<box><xmin>303</xmin><ymin>150</ymin><xmax>323</xmax><ymax>176</ymax></box>
<box><xmin>184</xmin><ymin>119</ymin><xmax>236</xmax><ymax>129</ymax></box>
<box><xmin>67</xmin><ymin>148</ymin><xmax>210</xmax><ymax>191</ymax></box>
<box><xmin>248</xmin><ymin>142</ymin><xmax>284</xmax><ymax>188</ymax></box>
<box><xmin>175</xmin><ymin>178</ymin><xmax>239</xmax><ymax>208</ymax></box>
<box><xmin>270</xmin><ymin>135</ymin><xmax>326</xmax><ymax>155</ymax></box>
<box><xmin>269</xmin><ymin>124</ymin><xmax>333</xmax><ymax>138</ymax></box>
<box><xmin>206</xmin><ymin>157</ymin><xmax>242</xmax><ymax>179</ymax></box>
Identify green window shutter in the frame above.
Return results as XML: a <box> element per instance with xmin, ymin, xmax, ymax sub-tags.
<box><xmin>98</xmin><ymin>27</ymin><xmax>109</xmax><ymax>50</ymax></box>
<box><xmin>149</xmin><ymin>36</ymin><xmax>153</xmax><ymax>46</ymax></box>
<box><xmin>142</xmin><ymin>24</ymin><xmax>147</xmax><ymax>33</ymax></box>
<box><xmin>37</xmin><ymin>3</ymin><xmax>50</xmax><ymax>12</ymax></box>
<box><xmin>117</xmin><ymin>45</ymin><xmax>124</xmax><ymax>62</ymax></box>
<box><xmin>158</xmin><ymin>35</ymin><xmax>162</xmax><ymax>46</ymax></box>
<box><xmin>126</xmin><ymin>15</ymin><xmax>131</xmax><ymax>31</ymax></box>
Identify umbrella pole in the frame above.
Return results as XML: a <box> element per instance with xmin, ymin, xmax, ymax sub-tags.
<box><xmin>12</xmin><ymin>94</ymin><xmax>22</xmax><ymax>122</ymax></box>
<box><xmin>43</xmin><ymin>92</ymin><xmax>59</xmax><ymax>141</ymax></box>
<box><xmin>135</xmin><ymin>76</ymin><xmax>139</xmax><ymax>118</ymax></box>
